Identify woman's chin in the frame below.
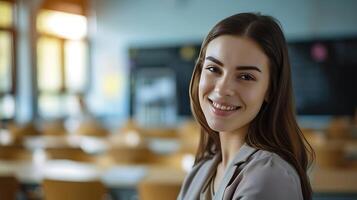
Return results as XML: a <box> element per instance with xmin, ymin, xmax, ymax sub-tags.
<box><xmin>207</xmin><ymin>121</ymin><xmax>230</xmax><ymax>132</ymax></box>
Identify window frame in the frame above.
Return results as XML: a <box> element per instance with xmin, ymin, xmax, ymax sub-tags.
<box><xmin>0</xmin><ymin>0</ymin><xmax>17</xmax><ymax>121</ymax></box>
<box><xmin>33</xmin><ymin>3</ymin><xmax>91</xmax><ymax>120</ymax></box>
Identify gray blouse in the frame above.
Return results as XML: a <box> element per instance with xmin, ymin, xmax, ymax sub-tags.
<box><xmin>177</xmin><ymin>143</ymin><xmax>303</xmax><ymax>200</ymax></box>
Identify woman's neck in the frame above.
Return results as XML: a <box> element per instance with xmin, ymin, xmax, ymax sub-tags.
<box><xmin>219</xmin><ymin>126</ymin><xmax>248</xmax><ymax>169</ymax></box>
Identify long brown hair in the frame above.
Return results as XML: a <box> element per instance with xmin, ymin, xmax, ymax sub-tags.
<box><xmin>189</xmin><ymin>13</ymin><xmax>314</xmax><ymax>200</ymax></box>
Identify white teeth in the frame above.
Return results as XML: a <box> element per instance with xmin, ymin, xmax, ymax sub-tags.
<box><xmin>211</xmin><ymin>101</ymin><xmax>238</xmax><ymax>111</ymax></box>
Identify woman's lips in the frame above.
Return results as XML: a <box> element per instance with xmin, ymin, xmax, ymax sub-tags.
<box><xmin>208</xmin><ymin>99</ymin><xmax>241</xmax><ymax>117</ymax></box>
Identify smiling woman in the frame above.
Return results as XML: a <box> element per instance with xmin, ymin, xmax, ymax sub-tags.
<box><xmin>199</xmin><ymin>36</ymin><xmax>270</xmax><ymax>133</ymax></box>
<box><xmin>177</xmin><ymin>13</ymin><xmax>314</xmax><ymax>200</ymax></box>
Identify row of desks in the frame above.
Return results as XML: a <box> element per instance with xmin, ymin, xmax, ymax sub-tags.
<box><xmin>1</xmin><ymin>134</ymin><xmax>357</xmax><ymax>198</ymax></box>
<box><xmin>1</xmin><ymin>158</ymin><xmax>357</xmax><ymax>193</ymax></box>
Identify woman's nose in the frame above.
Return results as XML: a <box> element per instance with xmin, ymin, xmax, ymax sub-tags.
<box><xmin>214</xmin><ymin>76</ymin><xmax>235</xmax><ymax>97</ymax></box>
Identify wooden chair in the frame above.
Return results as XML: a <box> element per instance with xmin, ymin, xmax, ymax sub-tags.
<box><xmin>45</xmin><ymin>147</ymin><xmax>94</xmax><ymax>162</ymax></box>
<box><xmin>108</xmin><ymin>145</ymin><xmax>156</xmax><ymax>164</ymax></box>
<box><xmin>41</xmin><ymin>119</ymin><xmax>67</xmax><ymax>136</ymax></box>
<box><xmin>137</xmin><ymin>180</ymin><xmax>182</xmax><ymax>200</ymax></box>
<box><xmin>75</xmin><ymin>120</ymin><xmax>109</xmax><ymax>137</ymax></box>
<box><xmin>0</xmin><ymin>144</ymin><xmax>32</xmax><ymax>160</ymax></box>
<box><xmin>8</xmin><ymin>122</ymin><xmax>42</xmax><ymax>144</ymax></box>
<box><xmin>42</xmin><ymin>179</ymin><xmax>107</xmax><ymax>200</ymax></box>
<box><xmin>141</xmin><ymin>128</ymin><xmax>178</xmax><ymax>139</ymax></box>
<box><xmin>178</xmin><ymin>120</ymin><xmax>200</xmax><ymax>154</ymax></box>
<box><xmin>0</xmin><ymin>175</ymin><xmax>20</xmax><ymax>200</ymax></box>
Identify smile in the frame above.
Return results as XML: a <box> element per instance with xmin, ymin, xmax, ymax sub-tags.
<box><xmin>208</xmin><ymin>99</ymin><xmax>241</xmax><ymax>116</ymax></box>
<box><xmin>212</xmin><ymin>101</ymin><xmax>238</xmax><ymax>111</ymax></box>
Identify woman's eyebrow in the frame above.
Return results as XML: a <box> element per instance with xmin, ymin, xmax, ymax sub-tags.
<box><xmin>205</xmin><ymin>56</ymin><xmax>223</xmax><ymax>66</ymax></box>
<box><xmin>205</xmin><ymin>56</ymin><xmax>262</xmax><ymax>73</ymax></box>
<box><xmin>236</xmin><ymin>66</ymin><xmax>262</xmax><ymax>73</ymax></box>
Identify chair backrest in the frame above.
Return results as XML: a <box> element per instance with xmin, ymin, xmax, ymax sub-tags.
<box><xmin>178</xmin><ymin>120</ymin><xmax>200</xmax><ymax>154</ymax></box>
<box><xmin>108</xmin><ymin>146</ymin><xmax>155</xmax><ymax>164</ymax></box>
<box><xmin>9</xmin><ymin>122</ymin><xmax>42</xmax><ymax>137</ymax></box>
<box><xmin>8</xmin><ymin>122</ymin><xmax>41</xmax><ymax>144</ymax></box>
<box><xmin>137</xmin><ymin>181</ymin><xmax>182</xmax><ymax>200</ymax></box>
<box><xmin>0</xmin><ymin>176</ymin><xmax>19</xmax><ymax>200</ymax></box>
<box><xmin>42</xmin><ymin>179</ymin><xmax>107</xmax><ymax>200</ymax></box>
<box><xmin>75</xmin><ymin>120</ymin><xmax>109</xmax><ymax>137</ymax></box>
<box><xmin>45</xmin><ymin>147</ymin><xmax>94</xmax><ymax>162</ymax></box>
<box><xmin>0</xmin><ymin>144</ymin><xmax>32</xmax><ymax>160</ymax></box>
<box><xmin>41</xmin><ymin>120</ymin><xmax>67</xmax><ymax>136</ymax></box>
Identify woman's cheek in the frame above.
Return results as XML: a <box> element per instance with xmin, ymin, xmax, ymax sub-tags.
<box><xmin>199</xmin><ymin>74</ymin><xmax>210</xmax><ymax>92</ymax></box>
<box><xmin>245</xmin><ymin>86</ymin><xmax>268</xmax><ymax>108</ymax></box>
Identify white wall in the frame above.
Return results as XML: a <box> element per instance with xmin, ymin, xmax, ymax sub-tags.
<box><xmin>94</xmin><ymin>0</ymin><xmax>357</xmax><ymax>43</ymax></box>
<box><xmin>89</xmin><ymin>0</ymin><xmax>357</xmax><ymax>127</ymax></box>
<box><xmin>16</xmin><ymin>0</ymin><xmax>42</xmax><ymax>123</ymax></box>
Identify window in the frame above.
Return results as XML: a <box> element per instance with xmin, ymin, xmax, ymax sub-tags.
<box><xmin>35</xmin><ymin>1</ymin><xmax>89</xmax><ymax>119</ymax></box>
<box><xmin>0</xmin><ymin>0</ymin><xmax>16</xmax><ymax>120</ymax></box>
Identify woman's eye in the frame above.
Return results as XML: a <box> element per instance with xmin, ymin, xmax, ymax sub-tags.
<box><xmin>239</xmin><ymin>73</ymin><xmax>255</xmax><ymax>81</ymax></box>
<box><xmin>205</xmin><ymin>66</ymin><xmax>219</xmax><ymax>73</ymax></box>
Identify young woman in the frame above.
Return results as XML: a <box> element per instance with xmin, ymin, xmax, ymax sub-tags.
<box><xmin>178</xmin><ymin>13</ymin><xmax>314</xmax><ymax>200</ymax></box>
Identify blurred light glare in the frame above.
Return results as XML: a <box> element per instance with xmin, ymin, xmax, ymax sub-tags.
<box><xmin>80</xmin><ymin>136</ymin><xmax>109</xmax><ymax>154</ymax></box>
<box><xmin>182</xmin><ymin>154</ymin><xmax>195</xmax><ymax>172</ymax></box>
<box><xmin>43</xmin><ymin>160</ymin><xmax>100</xmax><ymax>181</ymax></box>
<box><xmin>124</xmin><ymin>131</ymin><xmax>141</xmax><ymax>147</ymax></box>
<box><xmin>37</xmin><ymin>9</ymin><xmax>87</xmax><ymax>40</ymax></box>
<box><xmin>0</xmin><ymin>95</ymin><xmax>14</xmax><ymax>118</ymax></box>
<box><xmin>102</xmin><ymin>74</ymin><xmax>121</xmax><ymax>98</ymax></box>
<box><xmin>33</xmin><ymin>148</ymin><xmax>47</xmax><ymax>166</ymax></box>
<box><xmin>0</xmin><ymin>129</ymin><xmax>12</xmax><ymax>145</ymax></box>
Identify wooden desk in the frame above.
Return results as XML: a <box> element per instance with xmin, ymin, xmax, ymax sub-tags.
<box><xmin>311</xmin><ymin>164</ymin><xmax>357</xmax><ymax>193</ymax></box>
<box><xmin>0</xmin><ymin>160</ymin><xmax>147</xmax><ymax>187</ymax></box>
<box><xmin>1</xmin><ymin>159</ymin><xmax>357</xmax><ymax>200</ymax></box>
<box><xmin>23</xmin><ymin>135</ymin><xmax>109</xmax><ymax>154</ymax></box>
<box><xmin>3</xmin><ymin>159</ymin><xmax>357</xmax><ymax>191</ymax></box>
<box><xmin>0</xmin><ymin>159</ymin><xmax>184</xmax><ymax>200</ymax></box>
<box><xmin>2</xmin><ymin>133</ymin><xmax>357</xmax><ymax>199</ymax></box>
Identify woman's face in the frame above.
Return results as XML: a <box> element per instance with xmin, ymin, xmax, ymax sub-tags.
<box><xmin>198</xmin><ymin>35</ymin><xmax>270</xmax><ymax>133</ymax></box>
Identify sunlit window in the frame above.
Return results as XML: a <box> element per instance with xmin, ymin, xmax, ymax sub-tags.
<box><xmin>37</xmin><ymin>37</ymin><xmax>62</xmax><ymax>91</ymax></box>
<box><xmin>36</xmin><ymin>8</ymin><xmax>89</xmax><ymax>119</ymax></box>
<box><xmin>39</xmin><ymin>94</ymin><xmax>76</xmax><ymax>118</ymax></box>
<box><xmin>0</xmin><ymin>0</ymin><xmax>15</xmax><ymax>120</ymax></box>
<box><xmin>0</xmin><ymin>1</ymin><xmax>12</xmax><ymax>27</ymax></box>
<box><xmin>64</xmin><ymin>40</ymin><xmax>87</xmax><ymax>92</ymax></box>
<box><xmin>0</xmin><ymin>31</ymin><xmax>12</xmax><ymax>92</ymax></box>
<box><xmin>37</xmin><ymin>9</ymin><xmax>87</xmax><ymax>40</ymax></box>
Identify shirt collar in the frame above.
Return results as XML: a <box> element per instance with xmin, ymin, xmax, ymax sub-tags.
<box><xmin>211</xmin><ymin>143</ymin><xmax>259</xmax><ymax>166</ymax></box>
<box><xmin>231</xmin><ymin>143</ymin><xmax>258</xmax><ymax>166</ymax></box>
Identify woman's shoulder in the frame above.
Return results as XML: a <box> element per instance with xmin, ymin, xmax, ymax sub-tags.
<box><xmin>177</xmin><ymin>154</ymin><xmax>220</xmax><ymax>200</ymax></box>
<box><xmin>248</xmin><ymin>149</ymin><xmax>299</xmax><ymax>176</ymax></box>
<box><xmin>241</xmin><ymin>148</ymin><xmax>302</xmax><ymax>189</ymax></box>
<box><xmin>186</xmin><ymin>154</ymin><xmax>219</xmax><ymax>179</ymax></box>
<box><xmin>232</xmin><ymin>148</ymin><xmax>303</xmax><ymax>200</ymax></box>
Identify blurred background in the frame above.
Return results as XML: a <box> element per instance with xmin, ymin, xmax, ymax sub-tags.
<box><xmin>0</xmin><ymin>0</ymin><xmax>357</xmax><ymax>199</ymax></box>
